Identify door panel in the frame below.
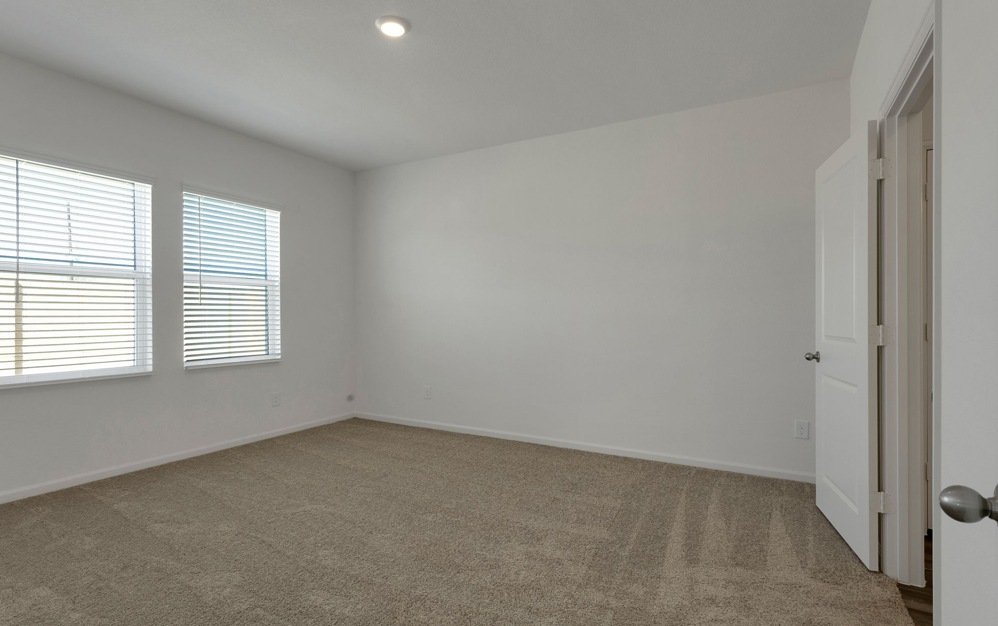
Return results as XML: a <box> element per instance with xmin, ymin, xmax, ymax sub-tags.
<box><xmin>938</xmin><ymin>1</ymin><xmax>998</xmax><ymax>621</ymax></box>
<box><xmin>814</xmin><ymin>121</ymin><xmax>879</xmax><ymax>570</ymax></box>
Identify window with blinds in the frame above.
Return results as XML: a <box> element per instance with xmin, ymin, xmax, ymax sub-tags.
<box><xmin>0</xmin><ymin>155</ymin><xmax>152</xmax><ymax>386</ymax></box>
<box><xmin>183</xmin><ymin>192</ymin><xmax>280</xmax><ymax>367</ymax></box>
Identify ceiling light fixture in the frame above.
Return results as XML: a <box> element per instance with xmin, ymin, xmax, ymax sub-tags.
<box><xmin>376</xmin><ymin>16</ymin><xmax>410</xmax><ymax>38</ymax></box>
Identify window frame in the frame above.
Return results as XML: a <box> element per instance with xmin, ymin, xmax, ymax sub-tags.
<box><xmin>0</xmin><ymin>149</ymin><xmax>154</xmax><ymax>389</ymax></box>
<box><xmin>181</xmin><ymin>188</ymin><xmax>281</xmax><ymax>370</ymax></box>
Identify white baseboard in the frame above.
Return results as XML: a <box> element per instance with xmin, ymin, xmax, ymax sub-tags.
<box><xmin>359</xmin><ymin>413</ymin><xmax>816</xmax><ymax>484</ymax></box>
<box><xmin>0</xmin><ymin>412</ymin><xmax>357</xmax><ymax>505</ymax></box>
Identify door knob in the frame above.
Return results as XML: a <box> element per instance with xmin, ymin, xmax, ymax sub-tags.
<box><xmin>804</xmin><ymin>351</ymin><xmax>821</xmax><ymax>363</ymax></box>
<box><xmin>939</xmin><ymin>485</ymin><xmax>998</xmax><ymax>524</ymax></box>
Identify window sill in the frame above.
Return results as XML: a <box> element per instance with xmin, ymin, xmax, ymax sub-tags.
<box><xmin>0</xmin><ymin>366</ymin><xmax>153</xmax><ymax>390</ymax></box>
<box><xmin>184</xmin><ymin>355</ymin><xmax>281</xmax><ymax>370</ymax></box>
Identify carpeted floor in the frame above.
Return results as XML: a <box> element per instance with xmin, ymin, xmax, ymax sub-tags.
<box><xmin>0</xmin><ymin>418</ymin><xmax>912</xmax><ymax>625</ymax></box>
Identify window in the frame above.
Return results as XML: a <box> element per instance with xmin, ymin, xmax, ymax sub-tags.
<box><xmin>183</xmin><ymin>192</ymin><xmax>280</xmax><ymax>367</ymax></box>
<box><xmin>0</xmin><ymin>155</ymin><xmax>152</xmax><ymax>386</ymax></box>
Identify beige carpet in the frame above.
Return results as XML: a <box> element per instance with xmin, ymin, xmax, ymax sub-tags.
<box><xmin>0</xmin><ymin>418</ymin><xmax>911</xmax><ymax>625</ymax></box>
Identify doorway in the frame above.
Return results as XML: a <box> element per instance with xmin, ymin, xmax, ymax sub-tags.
<box><xmin>893</xmin><ymin>91</ymin><xmax>934</xmax><ymax>626</ymax></box>
<box><xmin>876</xmin><ymin>15</ymin><xmax>934</xmax><ymax>607</ymax></box>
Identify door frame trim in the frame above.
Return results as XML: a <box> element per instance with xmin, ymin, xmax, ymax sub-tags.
<box><xmin>877</xmin><ymin>9</ymin><xmax>935</xmax><ymax>587</ymax></box>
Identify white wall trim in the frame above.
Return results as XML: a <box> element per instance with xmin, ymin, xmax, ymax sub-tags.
<box><xmin>358</xmin><ymin>413</ymin><xmax>816</xmax><ymax>484</ymax></box>
<box><xmin>0</xmin><ymin>412</ymin><xmax>357</xmax><ymax>505</ymax></box>
<box><xmin>878</xmin><ymin>2</ymin><xmax>935</xmax><ymax>120</ymax></box>
<box><xmin>877</xmin><ymin>19</ymin><xmax>935</xmax><ymax>587</ymax></box>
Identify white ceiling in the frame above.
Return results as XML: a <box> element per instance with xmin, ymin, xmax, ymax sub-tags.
<box><xmin>0</xmin><ymin>1</ymin><xmax>870</xmax><ymax>171</ymax></box>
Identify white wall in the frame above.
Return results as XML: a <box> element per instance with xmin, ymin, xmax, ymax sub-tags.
<box><xmin>355</xmin><ymin>80</ymin><xmax>850</xmax><ymax>482</ymax></box>
<box><xmin>938</xmin><ymin>1</ymin><xmax>998</xmax><ymax>622</ymax></box>
<box><xmin>850</xmin><ymin>0</ymin><xmax>933</xmax><ymax>129</ymax></box>
<box><xmin>0</xmin><ymin>53</ymin><xmax>356</xmax><ymax>502</ymax></box>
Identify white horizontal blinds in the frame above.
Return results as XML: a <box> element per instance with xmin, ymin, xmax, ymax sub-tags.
<box><xmin>0</xmin><ymin>155</ymin><xmax>152</xmax><ymax>384</ymax></box>
<box><xmin>183</xmin><ymin>192</ymin><xmax>280</xmax><ymax>366</ymax></box>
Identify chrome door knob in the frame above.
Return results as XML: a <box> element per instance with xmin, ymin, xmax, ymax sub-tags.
<box><xmin>804</xmin><ymin>351</ymin><xmax>821</xmax><ymax>363</ymax></box>
<box><xmin>939</xmin><ymin>485</ymin><xmax>998</xmax><ymax>524</ymax></box>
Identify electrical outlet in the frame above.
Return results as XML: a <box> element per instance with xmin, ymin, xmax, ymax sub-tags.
<box><xmin>423</xmin><ymin>386</ymin><xmax>432</xmax><ymax>400</ymax></box>
<box><xmin>271</xmin><ymin>393</ymin><xmax>282</xmax><ymax>407</ymax></box>
<box><xmin>795</xmin><ymin>420</ymin><xmax>809</xmax><ymax>440</ymax></box>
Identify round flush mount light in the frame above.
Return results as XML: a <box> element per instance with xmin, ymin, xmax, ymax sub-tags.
<box><xmin>376</xmin><ymin>16</ymin><xmax>410</xmax><ymax>38</ymax></box>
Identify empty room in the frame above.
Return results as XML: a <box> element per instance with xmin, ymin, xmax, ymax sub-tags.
<box><xmin>1</xmin><ymin>1</ymin><xmax>996</xmax><ymax>624</ymax></box>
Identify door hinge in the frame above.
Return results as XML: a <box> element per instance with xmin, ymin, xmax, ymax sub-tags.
<box><xmin>871</xmin><ymin>158</ymin><xmax>886</xmax><ymax>180</ymax></box>
<box><xmin>926</xmin><ymin>462</ymin><xmax>931</xmax><ymax>482</ymax></box>
<box><xmin>874</xmin><ymin>491</ymin><xmax>887</xmax><ymax>514</ymax></box>
<box><xmin>872</xmin><ymin>324</ymin><xmax>889</xmax><ymax>346</ymax></box>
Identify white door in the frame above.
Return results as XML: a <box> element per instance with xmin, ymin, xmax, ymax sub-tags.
<box><xmin>938</xmin><ymin>0</ymin><xmax>998</xmax><ymax>621</ymax></box>
<box><xmin>813</xmin><ymin>121</ymin><xmax>879</xmax><ymax>570</ymax></box>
